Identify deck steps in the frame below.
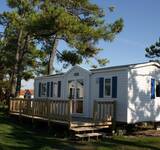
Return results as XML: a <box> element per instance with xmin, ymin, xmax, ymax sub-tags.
<box><xmin>70</xmin><ymin>126</ymin><xmax>109</xmax><ymax>132</ymax></box>
<box><xmin>70</xmin><ymin>125</ymin><xmax>109</xmax><ymax>141</ymax></box>
<box><xmin>71</xmin><ymin>127</ymin><xmax>98</xmax><ymax>132</ymax></box>
<box><xmin>75</xmin><ymin>132</ymin><xmax>102</xmax><ymax>141</ymax></box>
<box><xmin>70</xmin><ymin>121</ymin><xmax>112</xmax><ymax>128</ymax></box>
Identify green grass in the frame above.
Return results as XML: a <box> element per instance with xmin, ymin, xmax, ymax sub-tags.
<box><xmin>0</xmin><ymin>111</ymin><xmax>160</xmax><ymax>150</ymax></box>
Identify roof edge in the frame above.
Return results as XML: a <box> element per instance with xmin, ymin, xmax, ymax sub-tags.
<box><xmin>35</xmin><ymin>62</ymin><xmax>160</xmax><ymax>79</ymax></box>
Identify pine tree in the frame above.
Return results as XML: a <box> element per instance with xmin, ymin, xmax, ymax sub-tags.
<box><xmin>0</xmin><ymin>0</ymin><xmax>124</xmax><ymax>98</ymax></box>
<box><xmin>27</xmin><ymin>0</ymin><xmax>124</xmax><ymax>74</ymax></box>
<box><xmin>145</xmin><ymin>38</ymin><xmax>160</xmax><ymax>62</ymax></box>
<box><xmin>0</xmin><ymin>0</ymin><xmax>41</xmax><ymax>96</ymax></box>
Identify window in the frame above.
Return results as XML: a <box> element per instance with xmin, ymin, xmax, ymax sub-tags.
<box><xmin>38</xmin><ymin>82</ymin><xmax>41</xmax><ymax>97</ymax></box>
<box><xmin>105</xmin><ymin>79</ymin><xmax>111</xmax><ymax>96</ymax></box>
<box><xmin>76</xmin><ymin>79</ymin><xmax>84</xmax><ymax>99</ymax></box>
<box><xmin>57</xmin><ymin>81</ymin><xmax>61</xmax><ymax>98</ymax></box>
<box><xmin>156</xmin><ymin>80</ymin><xmax>160</xmax><ymax>97</ymax></box>
<box><xmin>47</xmin><ymin>82</ymin><xmax>50</xmax><ymax>97</ymax></box>
<box><xmin>68</xmin><ymin>80</ymin><xmax>84</xmax><ymax>99</ymax></box>
<box><xmin>69</xmin><ymin>88</ymin><xmax>75</xmax><ymax>99</ymax></box>
<box><xmin>68</xmin><ymin>80</ymin><xmax>75</xmax><ymax>99</ymax></box>
<box><xmin>76</xmin><ymin>88</ymin><xmax>80</xmax><ymax>99</ymax></box>
<box><xmin>40</xmin><ymin>81</ymin><xmax>60</xmax><ymax>98</ymax></box>
<box><xmin>53</xmin><ymin>82</ymin><xmax>58</xmax><ymax>97</ymax></box>
<box><xmin>41</xmin><ymin>83</ymin><xmax>46</xmax><ymax>96</ymax></box>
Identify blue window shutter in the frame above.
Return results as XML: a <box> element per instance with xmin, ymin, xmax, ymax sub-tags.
<box><xmin>47</xmin><ymin>82</ymin><xmax>50</xmax><ymax>97</ymax></box>
<box><xmin>57</xmin><ymin>81</ymin><xmax>61</xmax><ymax>98</ymax></box>
<box><xmin>38</xmin><ymin>82</ymin><xmax>41</xmax><ymax>97</ymax></box>
<box><xmin>158</xmin><ymin>83</ymin><xmax>160</xmax><ymax>97</ymax></box>
<box><xmin>151</xmin><ymin>79</ymin><xmax>155</xmax><ymax>99</ymax></box>
<box><xmin>99</xmin><ymin>77</ymin><xmax>104</xmax><ymax>98</ymax></box>
<box><xmin>112</xmin><ymin>76</ymin><xmax>117</xmax><ymax>98</ymax></box>
<box><xmin>50</xmin><ymin>82</ymin><xmax>53</xmax><ymax>97</ymax></box>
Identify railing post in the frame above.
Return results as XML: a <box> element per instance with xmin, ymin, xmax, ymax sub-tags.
<box><xmin>47</xmin><ymin>99</ymin><xmax>51</xmax><ymax>127</ymax></box>
<box><xmin>112</xmin><ymin>101</ymin><xmax>116</xmax><ymax>131</ymax></box>
<box><xmin>68</xmin><ymin>99</ymin><xmax>72</xmax><ymax>128</ymax></box>
<box><xmin>19</xmin><ymin>99</ymin><xmax>22</xmax><ymax>115</ymax></box>
<box><xmin>9</xmin><ymin>99</ymin><xmax>12</xmax><ymax>112</ymax></box>
<box><xmin>93</xmin><ymin>100</ymin><xmax>97</xmax><ymax>122</ymax></box>
<box><xmin>32</xmin><ymin>99</ymin><xmax>34</xmax><ymax>124</ymax></box>
<box><xmin>19</xmin><ymin>99</ymin><xmax>22</xmax><ymax>122</ymax></box>
<box><xmin>27</xmin><ymin>99</ymin><xmax>30</xmax><ymax>115</ymax></box>
<box><xmin>12</xmin><ymin>99</ymin><xmax>14</xmax><ymax>112</ymax></box>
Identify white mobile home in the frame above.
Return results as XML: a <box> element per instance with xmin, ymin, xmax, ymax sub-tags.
<box><xmin>34</xmin><ymin>62</ymin><xmax>160</xmax><ymax>124</ymax></box>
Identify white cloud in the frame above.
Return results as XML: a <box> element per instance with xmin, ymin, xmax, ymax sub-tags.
<box><xmin>119</xmin><ymin>38</ymin><xmax>145</xmax><ymax>48</ymax></box>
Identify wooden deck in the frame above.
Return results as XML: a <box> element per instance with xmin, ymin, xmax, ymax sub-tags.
<box><xmin>9</xmin><ymin>98</ymin><xmax>115</xmax><ymax>129</ymax></box>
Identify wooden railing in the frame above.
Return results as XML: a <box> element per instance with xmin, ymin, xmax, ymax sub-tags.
<box><xmin>72</xmin><ymin>99</ymin><xmax>83</xmax><ymax>114</ymax></box>
<box><xmin>10</xmin><ymin>98</ymin><xmax>116</xmax><ymax>126</ymax></box>
<box><xmin>93</xmin><ymin>100</ymin><xmax>115</xmax><ymax>123</ymax></box>
<box><xmin>10</xmin><ymin>98</ymin><xmax>22</xmax><ymax>113</ymax></box>
<box><xmin>10</xmin><ymin>98</ymin><xmax>72</xmax><ymax>123</ymax></box>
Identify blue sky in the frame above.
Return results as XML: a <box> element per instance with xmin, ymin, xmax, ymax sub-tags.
<box><xmin>91</xmin><ymin>0</ymin><xmax>160</xmax><ymax>66</ymax></box>
<box><xmin>0</xmin><ymin>0</ymin><xmax>160</xmax><ymax>68</ymax></box>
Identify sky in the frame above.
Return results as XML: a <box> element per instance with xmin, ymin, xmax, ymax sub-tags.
<box><xmin>0</xmin><ymin>0</ymin><xmax>160</xmax><ymax>89</ymax></box>
<box><xmin>57</xmin><ymin>0</ymin><xmax>160</xmax><ymax>68</ymax></box>
<box><xmin>91</xmin><ymin>0</ymin><xmax>160</xmax><ymax>66</ymax></box>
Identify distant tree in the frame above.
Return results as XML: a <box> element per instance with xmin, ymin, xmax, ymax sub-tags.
<box><xmin>145</xmin><ymin>38</ymin><xmax>160</xmax><ymax>62</ymax></box>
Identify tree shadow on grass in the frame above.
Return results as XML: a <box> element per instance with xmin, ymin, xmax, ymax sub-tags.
<box><xmin>92</xmin><ymin>137</ymin><xmax>160</xmax><ymax>150</ymax></box>
<box><xmin>1</xmin><ymin>111</ymin><xmax>160</xmax><ymax>150</ymax></box>
<box><xmin>0</xmin><ymin>111</ymin><xmax>90</xmax><ymax>150</ymax></box>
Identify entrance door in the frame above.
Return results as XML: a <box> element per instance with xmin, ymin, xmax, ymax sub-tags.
<box><xmin>68</xmin><ymin>79</ymin><xmax>84</xmax><ymax>114</ymax></box>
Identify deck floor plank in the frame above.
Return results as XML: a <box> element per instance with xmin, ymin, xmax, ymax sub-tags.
<box><xmin>75</xmin><ymin>132</ymin><xmax>102</xmax><ymax>138</ymax></box>
<box><xmin>10</xmin><ymin>112</ymin><xmax>112</xmax><ymax>128</ymax></box>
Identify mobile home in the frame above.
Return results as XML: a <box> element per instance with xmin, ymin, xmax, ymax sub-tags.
<box><xmin>34</xmin><ymin>62</ymin><xmax>160</xmax><ymax>124</ymax></box>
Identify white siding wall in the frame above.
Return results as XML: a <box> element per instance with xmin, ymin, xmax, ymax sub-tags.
<box><xmin>34</xmin><ymin>66</ymin><xmax>91</xmax><ymax>118</ymax></box>
<box><xmin>90</xmin><ymin>69</ymin><xmax>128</xmax><ymax>122</ymax></box>
<box><xmin>128</xmin><ymin>65</ymin><xmax>160</xmax><ymax>123</ymax></box>
<box><xmin>34</xmin><ymin>75</ymin><xmax>64</xmax><ymax>99</ymax></box>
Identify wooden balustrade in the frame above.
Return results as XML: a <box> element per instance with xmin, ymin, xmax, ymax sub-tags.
<box><xmin>49</xmin><ymin>100</ymin><xmax>71</xmax><ymax>121</ymax></box>
<box><xmin>10</xmin><ymin>98</ymin><xmax>21</xmax><ymax>113</ymax></box>
<box><xmin>10</xmin><ymin>98</ymin><xmax>115</xmax><ymax>127</ymax></box>
<box><xmin>10</xmin><ymin>98</ymin><xmax>72</xmax><ymax>123</ymax></box>
<box><xmin>93</xmin><ymin>100</ymin><xmax>115</xmax><ymax>123</ymax></box>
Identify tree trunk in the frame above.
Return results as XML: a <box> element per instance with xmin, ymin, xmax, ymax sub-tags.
<box><xmin>15</xmin><ymin>34</ymin><xmax>29</xmax><ymax>97</ymax></box>
<box><xmin>10</xmin><ymin>72</ymin><xmax>16</xmax><ymax>96</ymax></box>
<box><xmin>10</xmin><ymin>29</ymin><xmax>23</xmax><ymax>97</ymax></box>
<box><xmin>15</xmin><ymin>74</ymin><xmax>21</xmax><ymax>97</ymax></box>
<box><xmin>47</xmin><ymin>38</ymin><xmax>59</xmax><ymax>75</ymax></box>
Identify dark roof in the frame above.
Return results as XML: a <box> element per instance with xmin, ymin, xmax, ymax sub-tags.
<box><xmin>47</xmin><ymin>73</ymin><xmax>64</xmax><ymax>76</ymax></box>
<box><xmin>36</xmin><ymin>73</ymin><xmax>64</xmax><ymax>78</ymax></box>
<box><xmin>36</xmin><ymin>61</ymin><xmax>160</xmax><ymax>79</ymax></box>
<box><xmin>90</xmin><ymin>62</ymin><xmax>158</xmax><ymax>72</ymax></box>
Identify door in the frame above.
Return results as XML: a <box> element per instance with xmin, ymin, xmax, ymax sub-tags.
<box><xmin>68</xmin><ymin>79</ymin><xmax>84</xmax><ymax>114</ymax></box>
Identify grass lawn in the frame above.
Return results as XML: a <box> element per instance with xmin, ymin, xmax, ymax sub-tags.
<box><xmin>0</xmin><ymin>111</ymin><xmax>160</xmax><ymax>150</ymax></box>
